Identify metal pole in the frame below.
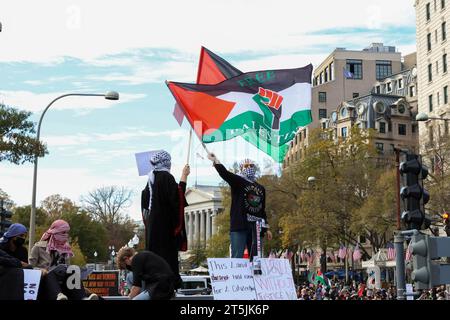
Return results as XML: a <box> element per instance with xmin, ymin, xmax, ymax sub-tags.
<box><xmin>395</xmin><ymin>149</ymin><xmax>401</xmax><ymax>230</ymax></box>
<box><xmin>29</xmin><ymin>93</ymin><xmax>107</xmax><ymax>256</ymax></box>
<box><xmin>394</xmin><ymin>233</ymin><xmax>406</xmax><ymax>300</ymax></box>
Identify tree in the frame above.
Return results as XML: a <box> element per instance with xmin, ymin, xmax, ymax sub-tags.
<box><xmin>0</xmin><ymin>103</ymin><xmax>47</xmax><ymax>164</ymax></box>
<box><xmin>41</xmin><ymin>194</ymin><xmax>78</xmax><ymax>221</ymax></box>
<box><xmin>0</xmin><ymin>188</ymin><xmax>15</xmax><ymax>208</ymax></box>
<box><xmin>187</xmin><ymin>242</ymin><xmax>208</xmax><ymax>268</ymax></box>
<box><xmin>61</xmin><ymin>210</ymin><xmax>108</xmax><ymax>262</ymax></box>
<box><xmin>207</xmin><ymin>186</ymin><xmax>231</xmax><ymax>258</ymax></box>
<box><xmin>70</xmin><ymin>241</ymin><xmax>87</xmax><ymax>266</ymax></box>
<box><xmin>81</xmin><ymin>186</ymin><xmax>133</xmax><ymax>225</ymax></box>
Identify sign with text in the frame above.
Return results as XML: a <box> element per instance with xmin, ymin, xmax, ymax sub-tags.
<box><xmin>135</xmin><ymin>150</ymin><xmax>163</xmax><ymax>176</ymax></box>
<box><xmin>23</xmin><ymin>269</ymin><xmax>41</xmax><ymax>300</ymax></box>
<box><xmin>253</xmin><ymin>259</ymin><xmax>297</xmax><ymax>300</ymax></box>
<box><xmin>83</xmin><ymin>271</ymin><xmax>120</xmax><ymax>296</ymax></box>
<box><xmin>207</xmin><ymin>258</ymin><xmax>257</xmax><ymax>300</ymax></box>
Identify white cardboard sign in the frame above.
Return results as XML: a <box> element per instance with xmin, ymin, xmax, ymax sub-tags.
<box><xmin>253</xmin><ymin>258</ymin><xmax>297</xmax><ymax>300</ymax></box>
<box><xmin>207</xmin><ymin>258</ymin><xmax>257</xmax><ymax>300</ymax></box>
<box><xmin>207</xmin><ymin>258</ymin><xmax>297</xmax><ymax>300</ymax></box>
<box><xmin>23</xmin><ymin>269</ymin><xmax>42</xmax><ymax>300</ymax></box>
<box><xmin>135</xmin><ymin>150</ymin><xmax>162</xmax><ymax>176</ymax></box>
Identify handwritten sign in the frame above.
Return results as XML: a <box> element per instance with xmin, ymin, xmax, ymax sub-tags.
<box><xmin>83</xmin><ymin>271</ymin><xmax>120</xmax><ymax>296</ymax></box>
<box><xmin>207</xmin><ymin>258</ymin><xmax>257</xmax><ymax>300</ymax></box>
<box><xmin>135</xmin><ymin>150</ymin><xmax>163</xmax><ymax>176</ymax></box>
<box><xmin>23</xmin><ymin>269</ymin><xmax>42</xmax><ymax>300</ymax></box>
<box><xmin>253</xmin><ymin>259</ymin><xmax>297</xmax><ymax>300</ymax></box>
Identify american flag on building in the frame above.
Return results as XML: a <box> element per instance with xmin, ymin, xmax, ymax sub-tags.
<box><xmin>387</xmin><ymin>243</ymin><xmax>396</xmax><ymax>261</ymax></box>
<box><xmin>405</xmin><ymin>241</ymin><xmax>413</xmax><ymax>261</ymax></box>
<box><xmin>338</xmin><ymin>245</ymin><xmax>347</xmax><ymax>260</ymax></box>
<box><xmin>353</xmin><ymin>245</ymin><xmax>362</xmax><ymax>261</ymax></box>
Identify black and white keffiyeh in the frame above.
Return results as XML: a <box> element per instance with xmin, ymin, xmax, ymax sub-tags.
<box><xmin>147</xmin><ymin>150</ymin><xmax>172</xmax><ymax>211</ymax></box>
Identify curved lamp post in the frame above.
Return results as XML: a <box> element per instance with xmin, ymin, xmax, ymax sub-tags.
<box><xmin>29</xmin><ymin>92</ymin><xmax>119</xmax><ymax>254</ymax></box>
<box><xmin>416</xmin><ymin>112</ymin><xmax>450</xmax><ymax>122</ymax></box>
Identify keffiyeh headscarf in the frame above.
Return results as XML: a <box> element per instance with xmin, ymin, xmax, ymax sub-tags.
<box><xmin>239</xmin><ymin>159</ymin><xmax>257</xmax><ymax>182</ymax></box>
<box><xmin>147</xmin><ymin>150</ymin><xmax>172</xmax><ymax>211</ymax></box>
<box><xmin>40</xmin><ymin>219</ymin><xmax>74</xmax><ymax>257</ymax></box>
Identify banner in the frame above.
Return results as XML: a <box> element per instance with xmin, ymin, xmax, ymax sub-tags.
<box><xmin>83</xmin><ymin>270</ymin><xmax>120</xmax><ymax>296</ymax></box>
<box><xmin>23</xmin><ymin>269</ymin><xmax>42</xmax><ymax>300</ymax></box>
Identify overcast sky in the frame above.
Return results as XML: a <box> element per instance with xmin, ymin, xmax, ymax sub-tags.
<box><xmin>0</xmin><ymin>0</ymin><xmax>417</xmax><ymax>222</ymax></box>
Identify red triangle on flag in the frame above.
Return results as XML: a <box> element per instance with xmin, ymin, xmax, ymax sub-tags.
<box><xmin>167</xmin><ymin>82</ymin><xmax>235</xmax><ymax>138</ymax></box>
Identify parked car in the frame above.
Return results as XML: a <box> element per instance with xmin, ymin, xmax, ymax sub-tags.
<box><xmin>177</xmin><ymin>275</ymin><xmax>212</xmax><ymax>296</ymax></box>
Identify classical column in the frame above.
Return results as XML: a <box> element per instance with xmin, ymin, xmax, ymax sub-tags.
<box><xmin>189</xmin><ymin>212</ymin><xmax>194</xmax><ymax>250</ymax></box>
<box><xmin>206</xmin><ymin>209</ymin><xmax>211</xmax><ymax>241</ymax></box>
<box><xmin>196</xmin><ymin>211</ymin><xmax>201</xmax><ymax>245</ymax></box>
<box><xmin>200</xmin><ymin>210</ymin><xmax>206</xmax><ymax>246</ymax></box>
<box><xmin>212</xmin><ymin>210</ymin><xmax>217</xmax><ymax>236</ymax></box>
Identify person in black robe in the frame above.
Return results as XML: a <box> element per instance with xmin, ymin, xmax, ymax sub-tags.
<box><xmin>141</xmin><ymin>150</ymin><xmax>189</xmax><ymax>289</ymax></box>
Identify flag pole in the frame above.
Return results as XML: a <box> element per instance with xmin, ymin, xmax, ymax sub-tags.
<box><xmin>186</xmin><ymin>129</ymin><xmax>192</xmax><ymax>164</ymax></box>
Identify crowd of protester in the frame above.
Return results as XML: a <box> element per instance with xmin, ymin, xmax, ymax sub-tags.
<box><xmin>296</xmin><ymin>281</ymin><xmax>449</xmax><ymax>300</ymax></box>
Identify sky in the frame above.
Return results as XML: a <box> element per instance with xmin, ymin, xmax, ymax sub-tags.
<box><xmin>0</xmin><ymin>0</ymin><xmax>417</xmax><ymax>222</ymax></box>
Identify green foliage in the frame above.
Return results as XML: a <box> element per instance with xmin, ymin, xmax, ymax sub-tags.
<box><xmin>70</xmin><ymin>241</ymin><xmax>87</xmax><ymax>266</ymax></box>
<box><xmin>0</xmin><ymin>104</ymin><xmax>47</xmax><ymax>164</ymax></box>
<box><xmin>187</xmin><ymin>242</ymin><xmax>208</xmax><ymax>268</ymax></box>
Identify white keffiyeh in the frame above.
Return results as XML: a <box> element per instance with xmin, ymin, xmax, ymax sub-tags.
<box><xmin>147</xmin><ymin>150</ymin><xmax>172</xmax><ymax>212</ymax></box>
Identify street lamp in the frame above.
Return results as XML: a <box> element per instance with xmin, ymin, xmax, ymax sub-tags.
<box><xmin>94</xmin><ymin>251</ymin><xmax>98</xmax><ymax>271</ymax></box>
<box><xmin>109</xmin><ymin>245</ymin><xmax>116</xmax><ymax>269</ymax></box>
<box><xmin>132</xmin><ymin>234</ymin><xmax>139</xmax><ymax>247</ymax></box>
<box><xmin>416</xmin><ymin>112</ymin><xmax>450</xmax><ymax>122</ymax></box>
<box><xmin>29</xmin><ymin>92</ymin><xmax>120</xmax><ymax>255</ymax></box>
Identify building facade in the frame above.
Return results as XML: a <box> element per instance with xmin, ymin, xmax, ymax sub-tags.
<box><xmin>184</xmin><ymin>185</ymin><xmax>223</xmax><ymax>250</ymax></box>
<box><xmin>284</xmin><ymin>43</ymin><xmax>403</xmax><ymax>169</ymax></box>
<box><xmin>415</xmin><ymin>0</ymin><xmax>450</xmax><ymax>168</ymax></box>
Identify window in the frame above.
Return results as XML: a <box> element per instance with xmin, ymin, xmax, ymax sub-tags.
<box><xmin>353</xmin><ymin>93</ymin><xmax>359</xmax><ymax>98</ymax></box>
<box><xmin>387</xmin><ymin>82</ymin><xmax>392</xmax><ymax>92</ymax></box>
<box><xmin>444</xmin><ymin>54</ymin><xmax>448</xmax><ymax>73</ymax></box>
<box><xmin>330</xmin><ymin>62</ymin><xmax>334</xmax><ymax>81</ymax></box>
<box><xmin>379</xmin><ymin>122</ymin><xmax>386</xmax><ymax>134</ymax></box>
<box><xmin>445</xmin><ymin>86</ymin><xmax>449</xmax><ymax>104</ymax></box>
<box><xmin>319</xmin><ymin>109</ymin><xmax>327</xmax><ymax>119</ymax></box>
<box><xmin>429</xmin><ymin>94</ymin><xmax>434</xmax><ymax>112</ymax></box>
<box><xmin>412</xmin><ymin>124</ymin><xmax>417</xmax><ymax>133</ymax></box>
<box><xmin>388</xmin><ymin>122</ymin><xmax>392</xmax><ymax>132</ymax></box>
<box><xmin>443</xmin><ymin>22</ymin><xmax>447</xmax><ymax>41</ymax></box>
<box><xmin>340</xmin><ymin>108</ymin><xmax>348</xmax><ymax>118</ymax></box>
<box><xmin>319</xmin><ymin>92</ymin><xmax>327</xmax><ymax>103</ymax></box>
<box><xmin>443</xmin><ymin>0</ymin><xmax>446</xmax><ymax>9</ymax></box>
<box><xmin>325</xmin><ymin>67</ymin><xmax>329</xmax><ymax>82</ymax></box>
<box><xmin>428</xmin><ymin>33</ymin><xmax>432</xmax><ymax>51</ymax></box>
<box><xmin>410</xmin><ymin>86</ymin><xmax>416</xmax><ymax>97</ymax></box>
<box><xmin>398</xmin><ymin>124</ymin><xmax>407</xmax><ymax>136</ymax></box>
<box><xmin>376</xmin><ymin>143</ymin><xmax>384</xmax><ymax>153</ymax></box>
<box><xmin>376</xmin><ymin>86</ymin><xmax>381</xmax><ymax>94</ymax></box>
<box><xmin>322</xmin><ymin>122</ymin><xmax>327</xmax><ymax>129</ymax></box>
<box><xmin>376</xmin><ymin>60</ymin><xmax>392</xmax><ymax>80</ymax></box>
<box><xmin>341</xmin><ymin>127</ymin><xmax>348</xmax><ymax>138</ymax></box>
<box><xmin>398</xmin><ymin>78</ymin><xmax>403</xmax><ymax>89</ymax></box>
<box><xmin>428</xmin><ymin>63</ymin><xmax>433</xmax><ymax>82</ymax></box>
<box><xmin>320</xmin><ymin>72</ymin><xmax>324</xmax><ymax>84</ymax></box>
<box><xmin>427</xmin><ymin>2</ymin><xmax>431</xmax><ymax>20</ymax></box>
<box><xmin>346</xmin><ymin>59</ymin><xmax>363</xmax><ymax>79</ymax></box>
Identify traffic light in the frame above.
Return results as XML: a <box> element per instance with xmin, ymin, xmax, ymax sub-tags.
<box><xmin>0</xmin><ymin>199</ymin><xmax>13</xmax><ymax>237</ymax></box>
<box><xmin>443</xmin><ymin>212</ymin><xmax>450</xmax><ymax>236</ymax></box>
<box><xmin>399</xmin><ymin>153</ymin><xmax>430</xmax><ymax>230</ymax></box>
<box><xmin>410</xmin><ymin>232</ymin><xmax>450</xmax><ymax>290</ymax></box>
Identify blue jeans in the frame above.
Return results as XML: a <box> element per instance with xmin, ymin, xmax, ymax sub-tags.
<box><xmin>133</xmin><ymin>290</ymin><xmax>151</xmax><ymax>300</ymax></box>
<box><xmin>230</xmin><ymin>231</ymin><xmax>248</xmax><ymax>258</ymax></box>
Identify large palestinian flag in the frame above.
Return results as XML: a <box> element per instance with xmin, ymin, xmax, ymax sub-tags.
<box><xmin>167</xmin><ymin>64</ymin><xmax>313</xmax><ymax>163</ymax></box>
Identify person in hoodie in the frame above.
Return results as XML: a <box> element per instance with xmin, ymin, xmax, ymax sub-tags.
<box><xmin>207</xmin><ymin>153</ymin><xmax>272</xmax><ymax>259</ymax></box>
